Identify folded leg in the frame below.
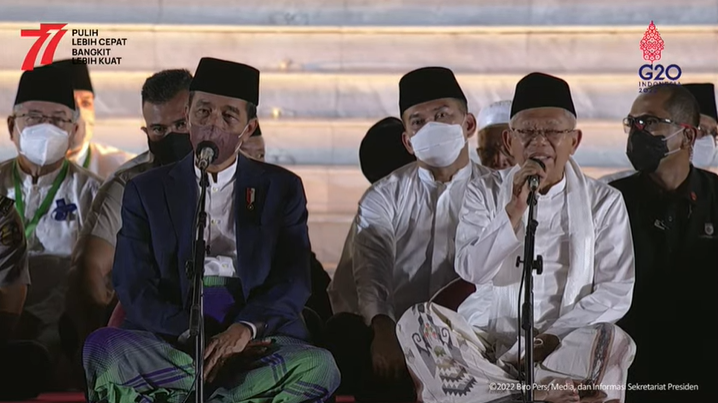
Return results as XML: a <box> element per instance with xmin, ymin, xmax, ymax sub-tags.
<box><xmin>537</xmin><ymin>323</ymin><xmax>636</xmax><ymax>402</ymax></box>
<box><xmin>84</xmin><ymin>328</ymin><xmax>339</xmax><ymax>403</ymax></box>
<box><xmin>397</xmin><ymin>303</ymin><xmax>521</xmax><ymax>403</ymax></box>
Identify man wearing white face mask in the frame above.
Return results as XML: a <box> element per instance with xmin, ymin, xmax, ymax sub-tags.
<box><xmin>51</xmin><ymin>60</ymin><xmax>135</xmax><ymax>179</ymax></box>
<box><xmin>1</xmin><ymin>65</ymin><xmax>101</xmax><ymax>390</ymax></box>
<box><xmin>326</xmin><ymin>67</ymin><xmax>490</xmax><ymax>402</ymax></box>
<box><xmin>397</xmin><ymin>73</ymin><xmax>636</xmax><ymax>403</ymax></box>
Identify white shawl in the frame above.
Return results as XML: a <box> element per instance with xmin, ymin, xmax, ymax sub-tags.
<box><xmin>496</xmin><ymin>157</ymin><xmax>595</xmax><ymax>316</ymax></box>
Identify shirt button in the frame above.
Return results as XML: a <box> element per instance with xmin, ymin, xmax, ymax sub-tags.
<box><xmin>211</xmin><ymin>219</ymin><xmax>217</xmax><ymax>225</ymax></box>
<box><xmin>212</xmin><ymin>187</ymin><xmax>218</xmax><ymax>192</ymax></box>
<box><xmin>222</xmin><ymin>264</ymin><xmax>228</xmax><ymax>268</ymax></box>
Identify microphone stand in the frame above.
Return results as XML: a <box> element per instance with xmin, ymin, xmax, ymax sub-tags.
<box><xmin>186</xmin><ymin>167</ymin><xmax>210</xmax><ymax>403</ymax></box>
<box><xmin>515</xmin><ymin>185</ymin><xmax>544</xmax><ymax>403</ymax></box>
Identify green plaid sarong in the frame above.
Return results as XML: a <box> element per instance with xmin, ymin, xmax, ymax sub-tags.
<box><xmin>83</xmin><ymin>278</ymin><xmax>339</xmax><ymax>403</ymax></box>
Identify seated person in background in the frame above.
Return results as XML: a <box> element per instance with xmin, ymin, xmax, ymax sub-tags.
<box><xmin>610</xmin><ymin>83</ymin><xmax>718</xmax><ymax>403</ymax></box>
<box><xmin>396</xmin><ymin>73</ymin><xmax>636</xmax><ymax>403</ymax></box>
<box><xmin>326</xmin><ymin>67</ymin><xmax>490</xmax><ymax>402</ymax></box>
<box><xmin>62</xmin><ymin>69</ymin><xmax>194</xmax><ymax>368</ymax></box>
<box><xmin>238</xmin><ymin>122</ymin><xmax>334</xmax><ymax>335</ymax></box>
<box><xmin>0</xmin><ymin>197</ymin><xmax>50</xmax><ymax>400</ymax></box>
<box><xmin>82</xmin><ymin>57</ymin><xmax>340</xmax><ymax>403</ymax></box>
<box><xmin>239</xmin><ymin>123</ymin><xmax>265</xmax><ymax>161</ymax></box>
<box><xmin>358</xmin><ymin>116</ymin><xmax>417</xmax><ymax>184</ymax></box>
<box><xmin>2</xmin><ymin>65</ymin><xmax>101</xmax><ymax>390</ymax></box>
<box><xmin>476</xmin><ymin>100</ymin><xmax>516</xmax><ymax>170</ymax></box>
<box><xmin>599</xmin><ymin>82</ymin><xmax>717</xmax><ymax>183</ymax></box>
<box><xmin>51</xmin><ymin>59</ymin><xmax>135</xmax><ymax>178</ymax></box>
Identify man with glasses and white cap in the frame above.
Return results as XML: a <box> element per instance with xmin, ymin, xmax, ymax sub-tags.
<box><xmin>1</xmin><ymin>64</ymin><xmax>101</xmax><ymax>389</ymax></box>
<box><xmin>475</xmin><ymin>100</ymin><xmax>516</xmax><ymax>170</ymax></box>
<box><xmin>396</xmin><ymin>72</ymin><xmax>636</xmax><ymax>403</ymax></box>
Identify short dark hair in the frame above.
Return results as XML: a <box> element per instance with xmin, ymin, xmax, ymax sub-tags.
<box><xmin>141</xmin><ymin>69</ymin><xmax>192</xmax><ymax>105</ymax></box>
<box><xmin>188</xmin><ymin>91</ymin><xmax>257</xmax><ymax>120</ymax></box>
<box><xmin>649</xmin><ymin>83</ymin><xmax>701</xmax><ymax>127</ymax></box>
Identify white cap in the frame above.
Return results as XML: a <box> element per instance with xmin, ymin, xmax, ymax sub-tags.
<box><xmin>477</xmin><ymin>100</ymin><xmax>512</xmax><ymax>131</ymax></box>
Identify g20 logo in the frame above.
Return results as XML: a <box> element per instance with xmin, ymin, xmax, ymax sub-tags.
<box><xmin>638</xmin><ymin>64</ymin><xmax>682</xmax><ymax>81</ymax></box>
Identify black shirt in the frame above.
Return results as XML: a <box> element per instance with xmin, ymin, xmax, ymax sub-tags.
<box><xmin>611</xmin><ymin>167</ymin><xmax>718</xmax><ymax>402</ymax></box>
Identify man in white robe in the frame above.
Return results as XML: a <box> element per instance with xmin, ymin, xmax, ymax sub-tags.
<box><xmin>326</xmin><ymin>67</ymin><xmax>491</xmax><ymax>402</ymax></box>
<box><xmin>52</xmin><ymin>60</ymin><xmax>135</xmax><ymax>178</ymax></box>
<box><xmin>2</xmin><ymin>65</ymin><xmax>101</xmax><ymax>390</ymax></box>
<box><xmin>476</xmin><ymin>100</ymin><xmax>516</xmax><ymax>170</ymax></box>
<box><xmin>396</xmin><ymin>73</ymin><xmax>636</xmax><ymax>403</ymax></box>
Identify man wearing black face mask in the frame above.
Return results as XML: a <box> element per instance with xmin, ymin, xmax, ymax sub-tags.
<box><xmin>610</xmin><ymin>83</ymin><xmax>718</xmax><ymax>403</ymax></box>
<box><xmin>61</xmin><ymin>69</ymin><xmax>194</xmax><ymax>374</ymax></box>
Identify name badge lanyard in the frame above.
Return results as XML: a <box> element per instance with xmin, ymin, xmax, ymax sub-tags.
<box><xmin>12</xmin><ymin>159</ymin><xmax>70</xmax><ymax>239</ymax></box>
<box><xmin>82</xmin><ymin>146</ymin><xmax>92</xmax><ymax>169</ymax></box>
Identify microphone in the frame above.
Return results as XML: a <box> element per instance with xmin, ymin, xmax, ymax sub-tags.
<box><xmin>527</xmin><ymin>157</ymin><xmax>546</xmax><ymax>192</ymax></box>
<box><xmin>196</xmin><ymin>141</ymin><xmax>219</xmax><ymax>171</ymax></box>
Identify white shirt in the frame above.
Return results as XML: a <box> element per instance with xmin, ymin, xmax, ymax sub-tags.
<box><xmin>72</xmin><ymin>142</ymin><xmax>136</xmax><ymax>179</ymax></box>
<box><xmin>193</xmin><ymin>158</ymin><xmax>238</xmax><ymax>278</ymax></box>
<box><xmin>0</xmin><ymin>158</ymin><xmax>101</xmax><ymax>346</ymax></box>
<box><xmin>328</xmin><ymin>161</ymin><xmax>492</xmax><ymax>324</ymax></box>
<box><xmin>455</xmin><ymin>163</ymin><xmax>635</xmax><ymax>355</ymax></box>
<box><xmin>192</xmin><ymin>157</ymin><xmax>258</xmax><ymax>338</ymax></box>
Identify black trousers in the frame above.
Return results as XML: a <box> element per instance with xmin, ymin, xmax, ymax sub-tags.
<box><xmin>0</xmin><ymin>340</ymin><xmax>51</xmax><ymax>400</ymax></box>
<box><xmin>324</xmin><ymin>313</ymin><xmax>415</xmax><ymax>402</ymax></box>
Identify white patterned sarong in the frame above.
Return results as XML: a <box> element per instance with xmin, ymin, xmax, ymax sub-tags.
<box><xmin>397</xmin><ymin>303</ymin><xmax>635</xmax><ymax>403</ymax></box>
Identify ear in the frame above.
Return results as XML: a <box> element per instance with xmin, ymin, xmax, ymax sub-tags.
<box><xmin>6</xmin><ymin>116</ymin><xmax>15</xmax><ymax>141</ymax></box>
<box><xmin>140</xmin><ymin>126</ymin><xmax>148</xmax><ymax>136</ymax></box>
<box><xmin>464</xmin><ymin>113</ymin><xmax>477</xmax><ymax>139</ymax></box>
<box><xmin>570</xmin><ymin>130</ymin><xmax>583</xmax><ymax>155</ymax></box>
<box><xmin>402</xmin><ymin>131</ymin><xmax>415</xmax><ymax>155</ymax></box>
<box><xmin>246</xmin><ymin>118</ymin><xmax>258</xmax><ymax>137</ymax></box>
<box><xmin>184</xmin><ymin>103</ymin><xmax>190</xmax><ymax>121</ymax></box>
<box><xmin>684</xmin><ymin>126</ymin><xmax>698</xmax><ymax>147</ymax></box>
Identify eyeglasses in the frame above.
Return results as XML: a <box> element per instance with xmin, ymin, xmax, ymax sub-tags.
<box><xmin>509</xmin><ymin>128</ymin><xmax>574</xmax><ymax>144</ymax></box>
<box><xmin>623</xmin><ymin>115</ymin><xmax>693</xmax><ymax>135</ymax></box>
<box><xmin>14</xmin><ymin>114</ymin><xmax>73</xmax><ymax>127</ymax></box>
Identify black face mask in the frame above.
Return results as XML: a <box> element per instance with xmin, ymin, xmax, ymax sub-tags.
<box><xmin>148</xmin><ymin>132</ymin><xmax>193</xmax><ymax>165</ymax></box>
<box><xmin>626</xmin><ymin>128</ymin><xmax>673</xmax><ymax>173</ymax></box>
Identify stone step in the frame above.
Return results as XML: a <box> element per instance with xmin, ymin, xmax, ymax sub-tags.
<box><xmin>1</xmin><ymin>0</ymin><xmax>716</xmax><ymax>26</ymax></box>
<box><xmin>2</xmin><ymin>23</ymin><xmax>715</xmax><ymax>74</ymax></box>
<box><xmin>0</xmin><ymin>117</ymin><xmax>637</xmax><ymax>167</ymax></box>
<box><xmin>3</xmin><ymin>71</ymin><xmax>716</xmax><ymax>121</ymax></box>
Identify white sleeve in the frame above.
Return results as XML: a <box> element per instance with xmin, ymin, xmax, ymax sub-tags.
<box><xmin>455</xmin><ymin>179</ymin><xmax>521</xmax><ymax>285</ymax></box>
<box><xmin>352</xmin><ymin>189</ymin><xmax>397</xmax><ymax>324</ymax></box>
<box><xmin>544</xmin><ymin>193</ymin><xmax>635</xmax><ymax>339</ymax></box>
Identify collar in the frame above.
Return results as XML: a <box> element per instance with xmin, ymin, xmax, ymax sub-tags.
<box><xmin>638</xmin><ymin>165</ymin><xmax>698</xmax><ymax>203</ymax></box>
<box><xmin>538</xmin><ymin>174</ymin><xmax>567</xmax><ymax>200</ymax></box>
<box><xmin>74</xmin><ymin>142</ymin><xmax>91</xmax><ymax>164</ymax></box>
<box><xmin>194</xmin><ymin>156</ymin><xmax>238</xmax><ymax>189</ymax></box>
<box><xmin>418</xmin><ymin>161</ymin><xmax>473</xmax><ymax>187</ymax></box>
<box><xmin>16</xmin><ymin>158</ymin><xmax>66</xmax><ymax>188</ymax></box>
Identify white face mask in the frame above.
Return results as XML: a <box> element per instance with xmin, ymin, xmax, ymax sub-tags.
<box><xmin>18</xmin><ymin>123</ymin><xmax>70</xmax><ymax>166</ymax></box>
<box><xmin>410</xmin><ymin>122</ymin><xmax>466</xmax><ymax>168</ymax></box>
<box><xmin>692</xmin><ymin>136</ymin><xmax>716</xmax><ymax>168</ymax></box>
